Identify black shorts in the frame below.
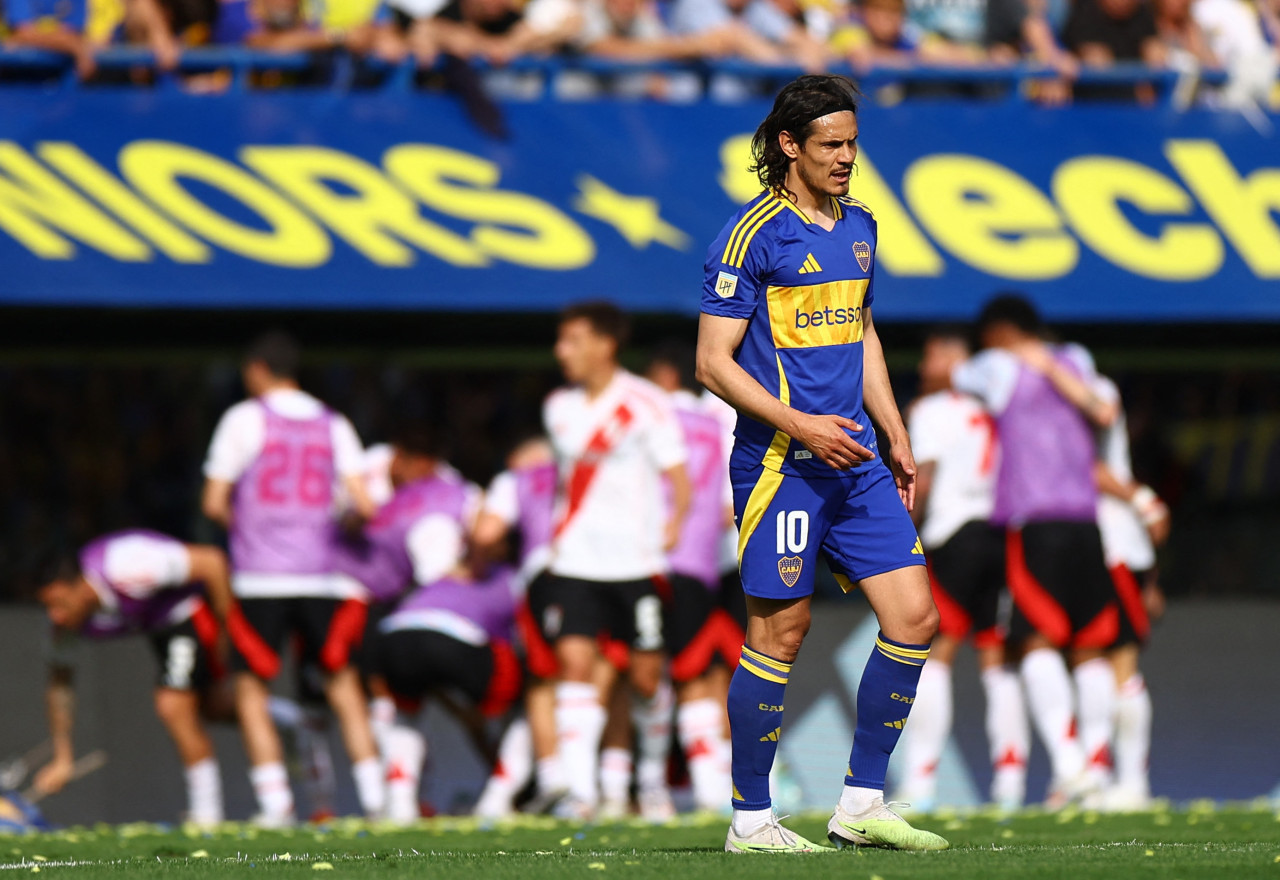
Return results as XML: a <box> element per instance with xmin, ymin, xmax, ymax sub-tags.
<box><xmin>227</xmin><ymin>596</ymin><xmax>368</xmax><ymax>681</ymax></box>
<box><xmin>1111</xmin><ymin>564</ymin><xmax>1153</xmax><ymax>648</ymax></box>
<box><xmin>666</xmin><ymin>575</ymin><xmax>746</xmax><ymax>682</ymax></box>
<box><xmin>374</xmin><ymin>629</ymin><xmax>522</xmax><ymax>717</ymax></box>
<box><xmin>531</xmin><ymin>575</ymin><xmax>665</xmax><ymax>651</ymax></box>
<box><xmin>148</xmin><ymin>602</ymin><xmax>222</xmax><ymax>691</ymax></box>
<box><xmin>718</xmin><ymin>569</ymin><xmax>748</xmax><ymax>632</ymax></box>
<box><xmin>1006</xmin><ymin>521</ymin><xmax>1118</xmax><ymax>650</ymax></box>
<box><xmin>928</xmin><ymin>520</ymin><xmax>1008</xmax><ymax>649</ymax></box>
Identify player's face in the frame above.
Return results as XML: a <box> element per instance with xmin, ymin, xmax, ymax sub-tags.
<box><xmin>919</xmin><ymin>337</ymin><xmax>969</xmax><ymax>394</ymax></box>
<box><xmin>644</xmin><ymin>361</ymin><xmax>680</xmax><ymax>393</ymax></box>
<box><xmin>555</xmin><ymin>318</ymin><xmax>615</xmax><ymax>384</ymax></box>
<box><xmin>38</xmin><ymin>581</ymin><xmax>92</xmax><ymax>630</ymax></box>
<box><xmin>389</xmin><ymin>447</ymin><xmax>432</xmax><ymax>488</ymax></box>
<box><xmin>790</xmin><ymin>112</ymin><xmax>859</xmax><ymax>199</ymax></box>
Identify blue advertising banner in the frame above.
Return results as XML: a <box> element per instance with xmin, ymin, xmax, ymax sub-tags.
<box><xmin>0</xmin><ymin>87</ymin><xmax>1276</xmax><ymax>319</ymax></box>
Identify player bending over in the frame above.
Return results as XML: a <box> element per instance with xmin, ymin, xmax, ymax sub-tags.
<box><xmin>35</xmin><ymin>531</ymin><xmax>235</xmax><ymax>825</ymax></box>
<box><xmin>697</xmin><ymin>74</ymin><xmax>948</xmax><ymax>853</ymax></box>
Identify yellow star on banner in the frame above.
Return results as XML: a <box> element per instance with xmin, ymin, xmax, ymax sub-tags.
<box><xmin>572</xmin><ymin>174</ymin><xmax>691</xmax><ymax>251</ymax></box>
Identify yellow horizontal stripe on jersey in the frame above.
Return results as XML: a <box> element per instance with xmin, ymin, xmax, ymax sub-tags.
<box><xmin>742</xmin><ymin>646</ymin><xmax>792</xmax><ymax>674</ymax></box>
<box><xmin>721</xmin><ymin>195</ymin><xmax>776</xmax><ymax>265</ymax></box>
<box><xmin>767</xmin><ymin>278</ymin><xmax>870</xmax><ymax>349</ymax></box>
<box><xmin>727</xmin><ymin>202</ymin><xmax>784</xmax><ymax>268</ymax></box>
<box><xmin>737</xmin><ymin>466</ymin><xmax>784</xmax><ymax>566</ymax></box>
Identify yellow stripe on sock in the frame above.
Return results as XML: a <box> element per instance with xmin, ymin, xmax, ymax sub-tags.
<box><xmin>742</xmin><ymin>646</ymin><xmax>792</xmax><ymax>674</ymax></box>
<box><xmin>876</xmin><ymin>647</ymin><xmax>926</xmax><ymax>667</ymax></box>
<box><xmin>739</xmin><ymin>658</ymin><xmax>789</xmax><ymax>684</ymax></box>
<box><xmin>875</xmin><ymin>637</ymin><xmax>930</xmax><ymax>661</ymax></box>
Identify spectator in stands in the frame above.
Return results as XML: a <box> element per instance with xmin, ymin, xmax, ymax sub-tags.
<box><xmin>834</xmin><ymin>0</ymin><xmax>973</xmax><ymax>68</ymax></box>
<box><xmin>577</xmin><ymin>0</ymin><xmax>737</xmax><ymax>61</ymax></box>
<box><xmin>1192</xmin><ymin>0</ymin><xmax>1277</xmax><ymax>106</ymax></box>
<box><xmin>2</xmin><ymin>0</ymin><xmax>97</xmax><ymax>78</ymax></box>
<box><xmin>424</xmin><ymin>0</ymin><xmax>581</xmax><ymax>65</ymax></box>
<box><xmin>668</xmin><ymin>0</ymin><xmax>830</xmax><ymax>70</ymax></box>
<box><xmin>211</xmin><ymin>0</ymin><xmax>404</xmax><ymax>61</ymax></box>
<box><xmin>83</xmin><ymin>0</ymin><xmax>185</xmax><ymax>70</ymax></box>
<box><xmin>1153</xmin><ymin>0</ymin><xmax>1216</xmax><ymax>65</ymax></box>
<box><xmin>903</xmin><ymin>0</ymin><xmax>987</xmax><ymax>57</ymax></box>
<box><xmin>1063</xmin><ymin>0</ymin><xmax>1166</xmax><ymax>66</ymax></box>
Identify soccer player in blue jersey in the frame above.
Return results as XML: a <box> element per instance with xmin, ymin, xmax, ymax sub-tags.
<box><xmin>696</xmin><ymin>74</ymin><xmax>949</xmax><ymax>854</ymax></box>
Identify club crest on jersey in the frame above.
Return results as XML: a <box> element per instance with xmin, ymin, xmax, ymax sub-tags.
<box><xmin>778</xmin><ymin>555</ymin><xmax>804</xmax><ymax>588</ymax></box>
<box><xmin>853</xmin><ymin>241</ymin><xmax>871</xmax><ymax>272</ymax></box>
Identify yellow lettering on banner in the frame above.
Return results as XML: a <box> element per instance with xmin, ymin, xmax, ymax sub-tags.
<box><xmin>240</xmin><ymin>146</ymin><xmax>487</xmax><ymax>267</ymax></box>
<box><xmin>37</xmin><ymin>142</ymin><xmax>211</xmax><ymax>264</ymax></box>
<box><xmin>0</xmin><ymin>141</ymin><xmax>151</xmax><ymax>261</ymax></box>
<box><xmin>1053</xmin><ymin>156</ymin><xmax>1222</xmax><ymax>281</ymax></box>
<box><xmin>1165</xmin><ymin>139</ymin><xmax>1280</xmax><ymax>278</ymax></box>
<box><xmin>715</xmin><ymin>134</ymin><xmax>943</xmax><ymax>277</ymax></box>
<box><xmin>118</xmin><ymin>141</ymin><xmax>329</xmax><ymax>267</ymax></box>
<box><xmin>904</xmin><ymin>154</ymin><xmax>1076</xmax><ymax>280</ymax></box>
<box><xmin>385</xmin><ymin>146</ymin><xmax>594</xmax><ymax>269</ymax></box>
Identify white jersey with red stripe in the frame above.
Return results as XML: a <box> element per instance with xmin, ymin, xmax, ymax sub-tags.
<box><xmin>545</xmin><ymin>369</ymin><xmax>688</xmax><ymax>582</ymax></box>
<box><xmin>1093</xmin><ymin>377</ymin><xmax>1156</xmax><ymax>571</ymax></box>
<box><xmin>908</xmin><ymin>389</ymin><xmax>998</xmax><ymax>551</ymax></box>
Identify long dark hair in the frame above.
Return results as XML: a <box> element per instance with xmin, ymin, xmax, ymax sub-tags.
<box><xmin>750</xmin><ymin>75</ymin><xmax>861</xmax><ymax>200</ymax></box>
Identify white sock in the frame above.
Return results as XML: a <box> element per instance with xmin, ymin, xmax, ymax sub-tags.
<box><xmin>555</xmin><ymin>681</ymin><xmax>606</xmax><ymax>807</ymax></box>
<box><xmin>369</xmin><ymin>696</ymin><xmax>396</xmax><ymax>756</ymax></box>
<box><xmin>352</xmin><ymin>756</ymin><xmax>386</xmax><ymax>819</ymax></box>
<box><xmin>899</xmin><ymin>661</ymin><xmax>951</xmax><ymax>803</ymax></box>
<box><xmin>475</xmin><ymin>718</ymin><xmax>533</xmax><ymax>818</ymax></box>
<box><xmin>1020</xmin><ymin>648</ymin><xmax>1084</xmax><ymax>782</ymax></box>
<box><xmin>383</xmin><ymin>723</ymin><xmax>425</xmax><ymax>824</ymax></box>
<box><xmin>249</xmin><ymin>761</ymin><xmax>294</xmax><ymax>819</ymax></box>
<box><xmin>184</xmin><ymin>757</ymin><xmax>223</xmax><ymax>825</ymax></box>
<box><xmin>1113</xmin><ymin>673</ymin><xmax>1152</xmax><ymax>794</ymax></box>
<box><xmin>632</xmin><ymin>679</ymin><xmax>674</xmax><ymax>792</ymax></box>
<box><xmin>838</xmin><ymin>784</ymin><xmax>882</xmax><ymax>815</ymax></box>
<box><xmin>730</xmin><ymin>806</ymin><xmax>773</xmax><ymax>836</ymax></box>
<box><xmin>599</xmin><ymin>747</ymin><xmax>633</xmax><ymax>807</ymax></box>
<box><xmin>537</xmin><ymin>755</ymin><xmax>566</xmax><ymax>796</ymax></box>
<box><xmin>982</xmin><ymin>664</ymin><xmax>1029</xmax><ymax>806</ymax></box>
<box><xmin>677</xmin><ymin>697</ymin><xmax>731</xmax><ymax>811</ymax></box>
<box><xmin>1073</xmin><ymin>657</ymin><xmax>1117</xmax><ymax>787</ymax></box>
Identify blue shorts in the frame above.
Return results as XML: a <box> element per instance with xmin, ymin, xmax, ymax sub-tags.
<box><xmin>732</xmin><ymin>460</ymin><xmax>924</xmax><ymax>600</ymax></box>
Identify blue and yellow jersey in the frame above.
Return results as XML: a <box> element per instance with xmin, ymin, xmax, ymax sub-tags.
<box><xmin>701</xmin><ymin>188</ymin><xmax>878</xmax><ymax>480</ymax></box>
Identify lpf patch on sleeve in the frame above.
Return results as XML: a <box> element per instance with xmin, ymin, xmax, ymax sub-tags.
<box><xmin>716</xmin><ymin>271</ymin><xmax>739</xmax><ymax>298</ymax></box>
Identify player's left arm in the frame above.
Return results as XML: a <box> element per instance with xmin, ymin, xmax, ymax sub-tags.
<box><xmin>1012</xmin><ymin>341</ymin><xmax>1118</xmax><ymax>427</ymax></box>
<box><xmin>201</xmin><ymin>479</ymin><xmax>233</xmax><ymax>528</ymax></box>
<box><xmin>861</xmin><ymin>307</ymin><xmax>917</xmax><ymax>511</ymax></box>
<box><xmin>663</xmin><ymin>463</ymin><xmax>692</xmax><ymax>552</ymax></box>
<box><xmin>185</xmin><ymin>544</ymin><xmax>234</xmax><ymax>621</ymax></box>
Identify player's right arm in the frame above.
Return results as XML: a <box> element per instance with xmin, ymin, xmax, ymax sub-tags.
<box><xmin>34</xmin><ymin>655</ymin><xmax>76</xmax><ymax>796</ymax></box>
<box><xmin>201</xmin><ymin>401</ymin><xmax>263</xmax><ymax>528</ymax></box>
<box><xmin>473</xmin><ymin>470</ymin><xmax>518</xmax><ymax>561</ymax></box>
<box><xmin>186</xmin><ymin>544</ymin><xmax>234</xmax><ymax>621</ymax></box>
<box><xmin>696</xmin><ymin>314</ymin><xmax>873</xmax><ymax>471</ymax></box>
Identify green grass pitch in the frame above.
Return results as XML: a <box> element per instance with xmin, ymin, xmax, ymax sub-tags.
<box><xmin>3</xmin><ymin>806</ymin><xmax>1278</xmax><ymax>879</ymax></box>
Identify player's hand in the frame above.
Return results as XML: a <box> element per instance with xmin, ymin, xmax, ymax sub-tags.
<box><xmin>662</xmin><ymin>518</ymin><xmax>681</xmax><ymax>552</ymax></box>
<box><xmin>33</xmin><ymin>757</ymin><xmax>74</xmax><ymax>796</ymax></box>
<box><xmin>887</xmin><ymin>440</ymin><xmax>917</xmax><ymax>511</ymax></box>
<box><xmin>790</xmin><ymin>413</ymin><xmax>875</xmax><ymax>471</ymax></box>
<box><xmin>1142</xmin><ymin>580</ymin><xmax>1166</xmax><ymax>621</ymax></box>
<box><xmin>1009</xmin><ymin>339</ymin><xmax>1055</xmax><ymax>373</ymax></box>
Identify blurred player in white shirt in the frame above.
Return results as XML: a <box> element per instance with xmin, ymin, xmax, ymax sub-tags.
<box><xmin>1093</xmin><ymin>376</ymin><xmax>1170</xmax><ymax>809</ymax></box>
<box><xmin>201</xmin><ymin>332</ymin><xmax>383</xmax><ymax>826</ymax></box>
<box><xmin>898</xmin><ymin>328</ymin><xmax>1029</xmax><ymax>811</ymax></box>
<box><xmin>539</xmin><ymin>301</ymin><xmax>691</xmax><ymax>817</ymax></box>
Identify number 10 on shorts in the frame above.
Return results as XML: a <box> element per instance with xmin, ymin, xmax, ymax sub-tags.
<box><xmin>776</xmin><ymin>510</ymin><xmax>810</xmax><ymax>554</ymax></box>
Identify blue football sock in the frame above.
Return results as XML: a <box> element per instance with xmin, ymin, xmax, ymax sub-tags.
<box><xmin>728</xmin><ymin>645</ymin><xmax>792</xmax><ymax>811</ymax></box>
<box><xmin>846</xmin><ymin>631</ymin><xmax>930</xmax><ymax>791</ymax></box>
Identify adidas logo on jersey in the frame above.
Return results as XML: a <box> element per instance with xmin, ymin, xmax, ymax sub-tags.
<box><xmin>797</xmin><ymin>253</ymin><xmax>823</xmax><ymax>274</ymax></box>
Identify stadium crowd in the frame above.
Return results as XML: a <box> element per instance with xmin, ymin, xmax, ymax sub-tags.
<box><xmin>1</xmin><ymin>0</ymin><xmax>1278</xmax><ymax>103</ymax></box>
<box><xmin>11</xmin><ymin>289</ymin><xmax>1197</xmax><ymax>828</ymax></box>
